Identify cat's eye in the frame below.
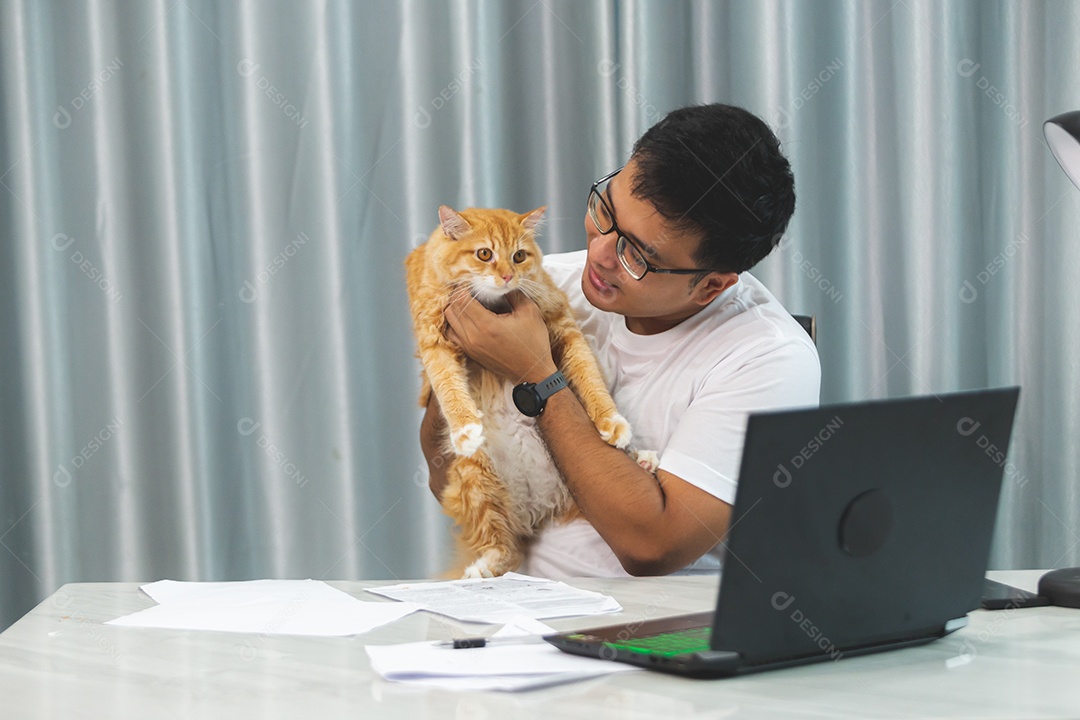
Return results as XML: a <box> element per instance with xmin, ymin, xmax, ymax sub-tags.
<box><xmin>513</xmin><ymin>250</ymin><xmax>527</xmax><ymax>263</ymax></box>
<box><xmin>476</xmin><ymin>248</ymin><xmax>493</xmax><ymax>261</ymax></box>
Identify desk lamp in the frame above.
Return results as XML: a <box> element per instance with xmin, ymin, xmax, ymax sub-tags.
<box><xmin>1045</xmin><ymin>111</ymin><xmax>1080</xmax><ymax>191</ymax></box>
<box><xmin>1039</xmin><ymin>111</ymin><xmax>1080</xmax><ymax>608</ymax></box>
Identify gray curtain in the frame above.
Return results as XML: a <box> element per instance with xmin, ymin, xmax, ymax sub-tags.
<box><xmin>2</xmin><ymin>0</ymin><xmax>1078</xmax><ymax>629</ymax></box>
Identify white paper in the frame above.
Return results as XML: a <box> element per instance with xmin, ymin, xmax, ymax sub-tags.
<box><xmin>366</xmin><ymin>616</ymin><xmax>638</xmax><ymax>692</ymax></box>
<box><xmin>491</xmin><ymin>614</ymin><xmax>558</xmax><ymax>638</ymax></box>
<box><xmin>106</xmin><ymin>579</ymin><xmax>419</xmax><ymax>637</ymax></box>
<box><xmin>388</xmin><ymin>670</ymin><xmax>627</xmax><ymax>692</ymax></box>
<box><xmin>139</xmin><ymin>579</ymin><xmax>361</xmax><ymax>605</ymax></box>
<box><xmin>365</xmin><ymin>572</ymin><xmax>621</xmax><ymax>623</ymax></box>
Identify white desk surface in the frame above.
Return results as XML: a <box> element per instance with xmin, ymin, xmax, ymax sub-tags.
<box><xmin>1</xmin><ymin>571</ymin><xmax>1078</xmax><ymax>719</ymax></box>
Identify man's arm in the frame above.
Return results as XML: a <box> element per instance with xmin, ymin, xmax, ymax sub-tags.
<box><xmin>421</xmin><ymin>394</ymin><xmax>452</xmax><ymax>500</ymax></box>
<box><xmin>443</xmin><ymin>291</ymin><xmax>731</xmax><ymax>576</ymax></box>
<box><xmin>535</xmin><ymin>386</ymin><xmax>732</xmax><ymax>575</ymax></box>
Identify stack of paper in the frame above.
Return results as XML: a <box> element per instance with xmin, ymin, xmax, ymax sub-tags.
<box><xmin>106</xmin><ymin>579</ymin><xmax>419</xmax><ymax>636</ymax></box>
<box><xmin>366</xmin><ymin>616</ymin><xmax>640</xmax><ymax>691</ymax></box>
<box><xmin>366</xmin><ymin>572</ymin><xmax>621</xmax><ymax>623</ymax></box>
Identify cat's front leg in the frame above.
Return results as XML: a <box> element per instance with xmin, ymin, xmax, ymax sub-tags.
<box><xmin>553</xmin><ymin>326</ymin><xmax>632</xmax><ymax>449</ymax></box>
<box><xmin>420</xmin><ymin>343</ymin><xmax>485</xmax><ymax>457</ymax></box>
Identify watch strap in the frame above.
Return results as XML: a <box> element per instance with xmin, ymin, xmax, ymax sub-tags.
<box><xmin>534</xmin><ymin>370</ymin><xmax>568</xmax><ymax>402</ymax></box>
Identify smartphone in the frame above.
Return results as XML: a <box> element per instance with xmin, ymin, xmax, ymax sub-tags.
<box><xmin>981</xmin><ymin>579</ymin><xmax>1052</xmax><ymax>610</ymax></box>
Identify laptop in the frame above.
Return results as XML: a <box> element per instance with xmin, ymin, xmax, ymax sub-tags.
<box><xmin>545</xmin><ymin>387</ymin><xmax>1020</xmax><ymax>678</ymax></box>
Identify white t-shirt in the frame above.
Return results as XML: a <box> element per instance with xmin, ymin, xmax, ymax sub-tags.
<box><xmin>520</xmin><ymin>250</ymin><xmax>821</xmax><ymax>578</ymax></box>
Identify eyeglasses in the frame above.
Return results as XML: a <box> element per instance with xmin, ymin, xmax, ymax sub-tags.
<box><xmin>587</xmin><ymin>167</ymin><xmax>708</xmax><ymax>280</ymax></box>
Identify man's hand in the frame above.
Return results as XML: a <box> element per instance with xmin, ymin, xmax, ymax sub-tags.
<box><xmin>445</xmin><ymin>291</ymin><xmax>558</xmax><ymax>384</ymax></box>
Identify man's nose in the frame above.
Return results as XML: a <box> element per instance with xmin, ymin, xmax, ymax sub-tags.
<box><xmin>585</xmin><ymin>216</ymin><xmax>618</xmax><ymax>263</ymax></box>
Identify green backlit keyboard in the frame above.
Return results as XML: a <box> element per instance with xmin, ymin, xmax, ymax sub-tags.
<box><xmin>603</xmin><ymin>626</ymin><xmax>712</xmax><ymax>657</ymax></box>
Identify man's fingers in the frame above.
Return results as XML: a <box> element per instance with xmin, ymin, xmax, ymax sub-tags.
<box><xmin>507</xmin><ymin>290</ymin><xmax>539</xmax><ymax>316</ymax></box>
<box><xmin>448</xmin><ymin>289</ymin><xmax>489</xmax><ymax>323</ymax></box>
<box><xmin>445</xmin><ymin>324</ymin><xmax>462</xmax><ymax>347</ymax></box>
<box><xmin>507</xmin><ymin>290</ymin><xmax>528</xmax><ymax>309</ymax></box>
<box><xmin>446</xmin><ymin>291</ymin><xmax>465</xmax><ymax>318</ymax></box>
<box><xmin>445</xmin><ymin>290</ymin><xmax>474</xmax><ymax>335</ymax></box>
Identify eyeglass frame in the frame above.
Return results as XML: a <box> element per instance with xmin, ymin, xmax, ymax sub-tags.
<box><xmin>587</xmin><ymin>166</ymin><xmax>710</xmax><ymax>280</ymax></box>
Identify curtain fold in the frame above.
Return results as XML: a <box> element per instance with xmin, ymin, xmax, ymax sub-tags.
<box><xmin>2</xmin><ymin>0</ymin><xmax>1079</xmax><ymax>628</ymax></box>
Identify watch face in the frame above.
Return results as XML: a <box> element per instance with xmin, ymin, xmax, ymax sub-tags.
<box><xmin>513</xmin><ymin>384</ymin><xmax>542</xmax><ymax>416</ymax></box>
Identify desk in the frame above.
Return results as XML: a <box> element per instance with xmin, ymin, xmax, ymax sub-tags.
<box><xmin>1</xmin><ymin>571</ymin><xmax>1078</xmax><ymax>719</ymax></box>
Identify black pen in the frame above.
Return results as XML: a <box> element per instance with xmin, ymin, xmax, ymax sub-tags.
<box><xmin>435</xmin><ymin>635</ymin><xmax>548</xmax><ymax>649</ymax></box>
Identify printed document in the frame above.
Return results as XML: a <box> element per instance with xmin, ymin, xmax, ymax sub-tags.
<box><xmin>365</xmin><ymin>572</ymin><xmax>621</xmax><ymax>623</ymax></box>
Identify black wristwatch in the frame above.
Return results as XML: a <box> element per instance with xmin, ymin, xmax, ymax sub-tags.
<box><xmin>512</xmin><ymin>370</ymin><xmax>568</xmax><ymax>417</ymax></box>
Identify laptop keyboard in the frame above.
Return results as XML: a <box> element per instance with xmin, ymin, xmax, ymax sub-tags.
<box><xmin>604</xmin><ymin>626</ymin><xmax>712</xmax><ymax>657</ymax></box>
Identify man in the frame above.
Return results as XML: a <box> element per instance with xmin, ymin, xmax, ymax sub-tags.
<box><xmin>422</xmin><ymin>104</ymin><xmax>820</xmax><ymax>577</ymax></box>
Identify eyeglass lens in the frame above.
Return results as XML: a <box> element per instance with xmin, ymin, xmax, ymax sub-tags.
<box><xmin>590</xmin><ymin>183</ymin><xmax>650</xmax><ymax>280</ymax></box>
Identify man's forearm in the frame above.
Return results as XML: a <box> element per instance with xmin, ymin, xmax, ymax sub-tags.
<box><xmin>536</xmin><ymin>389</ymin><xmax>677</xmax><ymax>574</ymax></box>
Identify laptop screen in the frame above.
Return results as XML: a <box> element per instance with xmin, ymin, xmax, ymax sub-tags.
<box><xmin>711</xmin><ymin>388</ymin><xmax>1019</xmax><ymax>664</ymax></box>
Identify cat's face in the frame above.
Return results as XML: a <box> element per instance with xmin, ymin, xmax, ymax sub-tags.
<box><xmin>431</xmin><ymin>206</ymin><xmax>547</xmax><ymax>305</ymax></box>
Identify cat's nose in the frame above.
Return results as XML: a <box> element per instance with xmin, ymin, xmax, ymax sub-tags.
<box><xmin>501</xmin><ymin>274</ymin><xmax>513</xmax><ymax>284</ymax></box>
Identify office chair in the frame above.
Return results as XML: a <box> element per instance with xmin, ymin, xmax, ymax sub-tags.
<box><xmin>792</xmin><ymin>314</ymin><xmax>816</xmax><ymax>345</ymax></box>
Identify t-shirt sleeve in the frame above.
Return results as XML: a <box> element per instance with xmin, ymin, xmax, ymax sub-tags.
<box><xmin>658</xmin><ymin>339</ymin><xmax>821</xmax><ymax>506</ymax></box>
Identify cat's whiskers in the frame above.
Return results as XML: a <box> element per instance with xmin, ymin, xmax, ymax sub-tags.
<box><xmin>464</xmin><ymin>273</ymin><xmax>518</xmax><ymax>313</ymax></box>
<box><xmin>515</xmin><ymin>277</ymin><xmax>545</xmax><ymax>302</ymax></box>
<box><xmin>445</xmin><ymin>279</ymin><xmax>472</xmax><ymax>301</ymax></box>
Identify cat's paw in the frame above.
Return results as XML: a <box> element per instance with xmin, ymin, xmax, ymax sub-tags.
<box><xmin>462</xmin><ymin>559</ymin><xmax>494</xmax><ymax>579</ymax></box>
<box><xmin>462</xmin><ymin>549</ymin><xmax>510</xmax><ymax>578</ymax></box>
<box><xmin>450</xmin><ymin>423</ymin><xmax>484</xmax><ymax>457</ymax></box>
<box><xmin>634</xmin><ymin>449</ymin><xmax>660</xmax><ymax>473</ymax></box>
<box><xmin>596</xmin><ymin>413</ymin><xmax>632</xmax><ymax>449</ymax></box>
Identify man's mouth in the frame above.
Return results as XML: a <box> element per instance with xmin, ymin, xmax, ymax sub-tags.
<box><xmin>587</xmin><ymin>264</ymin><xmax>616</xmax><ymax>293</ymax></box>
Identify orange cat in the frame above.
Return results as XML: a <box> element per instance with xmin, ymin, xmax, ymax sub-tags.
<box><xmin>405</xmin><ymin>205</ymin><xmax>632</xmax><ymax>577</ymax></box>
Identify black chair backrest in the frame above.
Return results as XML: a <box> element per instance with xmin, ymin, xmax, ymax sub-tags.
<box><xmin>792</xmin><ymin>314</ymin><xmax>816</xmax><ymax>345</ymax></box>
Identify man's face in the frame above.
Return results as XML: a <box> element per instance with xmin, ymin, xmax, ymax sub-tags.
<box><xmin>581</xmin><ymin>159</ymin><xmax>727</xmax><ymax>335</ymax></box>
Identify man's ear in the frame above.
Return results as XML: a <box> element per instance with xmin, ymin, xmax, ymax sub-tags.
<box><xmin>692</xmin><ymin>272</ymin><xmax>739</xmax><ymax>305</ymax></box>
<box><xmin>439</xmin><ymin>205</ymin><xmax>471</xmax><ymax>240</ymax></box>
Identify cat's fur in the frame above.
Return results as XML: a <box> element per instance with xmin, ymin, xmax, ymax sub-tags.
<box><xmin>405</xmin><ymin>205</ymin><xmax>632</xmax><ymax>578</ymax></box>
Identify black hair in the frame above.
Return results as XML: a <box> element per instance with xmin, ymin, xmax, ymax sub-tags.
<box><xmin>630</xmin><ymin>104</ymin><xmax>795</xmax><ymax>277</ymax></box>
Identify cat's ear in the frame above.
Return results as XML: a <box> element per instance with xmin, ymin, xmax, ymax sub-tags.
<box><xmin>438</xmin><ymin>205</ymin><xmax>471</xmax><ymax>240</ymax></box>
<box><xmin>520</xmin><ymin>206</ymin><xmax>547</xmax><ymax>231</ymax></box>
